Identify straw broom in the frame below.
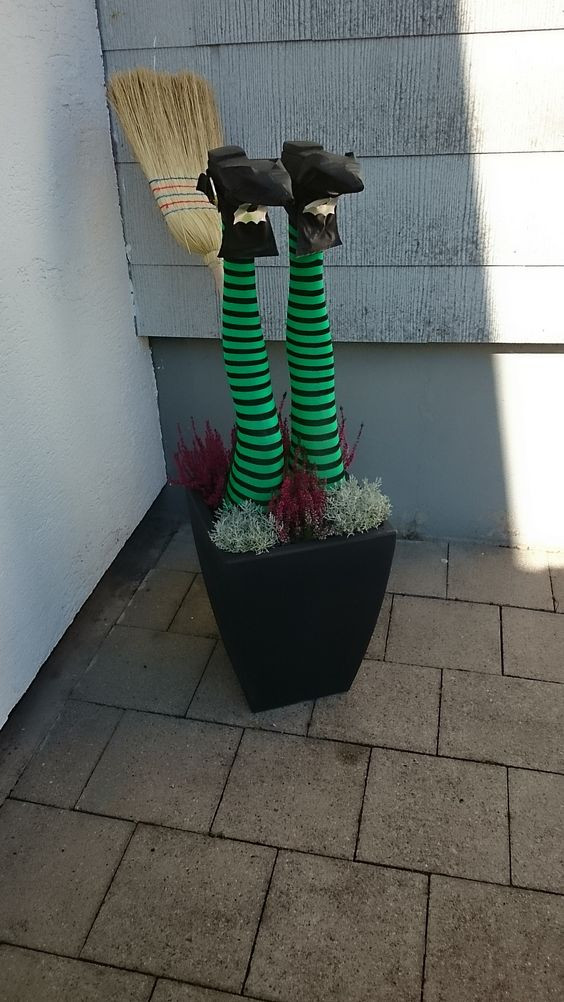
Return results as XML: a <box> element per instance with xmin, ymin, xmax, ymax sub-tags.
<box><xmin>108</xmin><ymin>68</ymin><xmax>223</xmax><ymax>290</ymax></box>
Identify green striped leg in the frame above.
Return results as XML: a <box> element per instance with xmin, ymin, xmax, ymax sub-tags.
<box><xmin>285</xmin><ymin>223</ymin><xmax>345</xmax><ymax>485</ymax></box>
<box><xmin>222</xmin><ymin>259</ymin><xmax>284</xmax><ymax>506</ymax></box>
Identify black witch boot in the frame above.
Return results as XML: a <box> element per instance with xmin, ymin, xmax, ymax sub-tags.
<box><xmin>196</xmin><ymin>146</ymin><xmax>290</xmax><ymax>505</ymax></box>
<box><xmin>280</xmin><ymin>142</ymin><xmax>363</xmax><ymax>484</ymax></box>
<box><xmin>281</xmin><ymin>140</ymin><xmax>364</xmax><ymax>256</ymax></box>
<box><xmin>197</xmin><ymin>145</ymin><xmax>292</xmax><ymax>259</ymax></box>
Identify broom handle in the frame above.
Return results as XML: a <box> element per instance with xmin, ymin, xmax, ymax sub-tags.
<box><xmin>203</xmin><ymin>252</ymin><xmax>223</xmax><ymax>293</ymax></box>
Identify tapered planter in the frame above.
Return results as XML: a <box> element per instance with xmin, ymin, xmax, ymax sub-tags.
<box><xmin>187</xmin><ymin>490</ymin><xmax>396</xmax><ymax>712</ymax></box>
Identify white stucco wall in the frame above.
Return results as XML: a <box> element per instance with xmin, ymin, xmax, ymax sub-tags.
<box><xmin>0</xmin><ymin>0</ymin><xmax>166</xmax><ymax>726</ymax></box>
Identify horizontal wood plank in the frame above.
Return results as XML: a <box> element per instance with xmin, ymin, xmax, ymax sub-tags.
<box><xmin>98</xmin><ymin>0</ymin><xmax>564</xmax><ymax>50</ymax></box>
<box><xmin>98</xmin><ymin>0</ymin><xmax>196</xmax><ymax>51</ymax></box>
<box><xmin>117</xmin><ymin>153</ymin><xmax>564</xmax><ymax>267</ymax></box>
<box><xmin>106</xmin><ymin>31</ymin><xmax>564</xmax><ymax>158</ymax></box>
<box><xmin>194</xmin><ymin>0</ymin><xmax>564</xmax><ymax>45</ymax></box>
<box><xmin>132</xmin><ymin>264</ymin><xmax>564</xmax><ymax>343</ymax></box>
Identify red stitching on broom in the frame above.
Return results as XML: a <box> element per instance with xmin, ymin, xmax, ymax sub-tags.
<box><xmin>151</xmin><ymin>183</ymin><xmax>197</xmax><ymax>192</ymax></box>
<box><xmin>159</xmin><ymin>199</ymin><xmax>213</xmax><ymax>209</ymax></box>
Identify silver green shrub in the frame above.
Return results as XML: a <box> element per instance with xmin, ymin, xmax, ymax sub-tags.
<box><xmin>325</xmin><ymin>476</ymin><xmax>392</xmax><ymax>536</ymax></box>
<box><xmin>209</xmin><ymin>501</ymin><xmax>279</xmax><ymax>554</ymax></box>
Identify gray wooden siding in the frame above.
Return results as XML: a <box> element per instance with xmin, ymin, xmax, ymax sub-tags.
<box><xmin>106</xmin><ymin>33</ymin><xmax>564</xmax><ymax>158</ymax></box>
<box><xmin>118</xmin><ymin>154</ymin><xmax>564</xmax><ymax>267</ymax></box>
<box><xmin>98</xmin><ymin>1</ymin><xmax>564</xmax><ymax>50</ymax></box>
<box><xmin>132</xmin><ymin>264</ymin><xmax>563</xmax><ymax>344</ymax></box>
<box><xmin>99</xmin><ymin>2</ymin><xmax>564</xmax><ymax>344</ymax></box>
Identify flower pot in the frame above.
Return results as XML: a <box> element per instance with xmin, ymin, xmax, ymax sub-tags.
<box><xmin>187</xmin><ymin>489</ymin><xmax>396</xmax><ymax>712</ymax></box>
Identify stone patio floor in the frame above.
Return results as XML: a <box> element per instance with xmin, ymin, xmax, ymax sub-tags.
<box><xmin>1</xmin><ymin>506</ymin><xmax>563</xmax><ymax>1001</ymax></box>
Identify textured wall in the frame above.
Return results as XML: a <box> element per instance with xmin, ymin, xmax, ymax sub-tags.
<box><xmin>152</xmin><ymin>338</ymin><xmax>564</xmax><ymax>549</ymax></box>
<box><xmin>98</xmin><ymin>1</ymin><xmax>564</xmax><ymax>547</ymax></box>
<box><xmin>0</xmin><ymin>0</ymin><xmax>166</xmax><ymax>725</ymax></box>
<box><xmin>100</xmin><ymin>1</ymin><xmax>564</xmax><ymax>343</ymax></box>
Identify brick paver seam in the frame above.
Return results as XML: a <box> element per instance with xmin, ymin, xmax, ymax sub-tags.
<box><xmin>353</xmin><ymin>746</ymin><xmax>373</xmax><ymax>861</ymax></box>
<box><xmin>0</xmin><ymin>523</ymin><xmax>178</xmax><ymax>803</ymax></box>
<box><xmin>506</xmin><ymin>768</ymin><xmax>514</xmax><ymax>886</ymax></box>
<box><xmin>498</xmin><ymin>604</ymin><xmax>505</xmax><ymax>675</ymax></box>
<box><xmin>419</xmin><ymin>875</ymin><xmax>432</xmax><ymax>1002</ymax></box>
<box><xmin>167</xmin><ymin>572</ymin><xmax>213</xmax><ymax>634</ymax></box>
<box><xmin>385</xmin><ymin>589</ymin><xmax>557</xmax><ymax>613</ymax></box>
<box><xmin>119</xmin><ymin>568</ymin><xmax>196</xmax><ymax>632</ymax></box>
<box><xmin>305</xmin><ymin>698</ymin><xmax>316</xmax><ymax>736</ymax></box>
<box><xmin>434</xmin><ymin>669</ymin><xmax>444</xmax><ymax>755</ymax></box>
<box><xmin>241</xmin><ymin>848</ymin><xmax>279</xmax><ymax>997</ymax></box>
<box><xmin>183</xmin><ymin>637</ymin><xmax>221</xmax><ymax>715</ymax></box>
<box><xmin>78</xmin><ymin>820</ymin><xmax>138</xmax><ymax>957</ymax></box>
<box><xmin>209</xmin><ymin>727</ymin><xmax>247</xmax><ymax>833</ymax></box>
<box><xmin>381</xmin><ymin>657</ymin><xmax>564</xmax><ymax>686</ymax></box>
<box><xmin>3</xmin><ymin>618</ymin><xmax>132</xmax><ymax>805</ymax></box>
<box><xmin>0</xmin><ymin>941</ymin><xmax>272</xmax><ymax>1002</ymax></box>
<box><xmin>6</xmin><ymin>797</ymin><xmax>564</xmax><ymax>899</ymax></box>
<box><xmin>382</xmin><ymin>592</ymin><xmax>395</xmax><ymax>661</ymax></box>
<box><xmin>548</xmin><ymin>563</ymin><xmax>558</xmax><ymax>613</ymax></box>
<box><xmin>66</xmin><ymin>636</ymin><xmax>220</xmax><ymax>725</ymax></box>
<box><xmin>71</xmin><ymin>708</ymin><xmax>125</xmax><ymax>810</ymax></box>
<box><xmin>13</xmin><ymin>703</ymin><xmax>564</xmax><ymax>780</ymax></box>
<box><xmin>166</xmin><ymin>571</ymin><xmax>204</xmax><ymax>631</ymax></box>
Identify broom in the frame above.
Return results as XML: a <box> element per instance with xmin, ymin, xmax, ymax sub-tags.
<box><xmin>108</xmin><ymin>68</ymin><xmax>223</xmax><ymax>290</ymax></box>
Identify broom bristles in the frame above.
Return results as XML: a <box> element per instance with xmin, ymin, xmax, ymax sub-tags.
<box><xmin>108</xmin><ymin>68</ymin><xmax>222</xmax><ymax>262</ymax></box>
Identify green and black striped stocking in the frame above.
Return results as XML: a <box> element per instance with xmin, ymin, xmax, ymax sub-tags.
<box><xmin>285</xmin><ymin>222</ymin><xmax>345</xmax><ymax>485</ymax></box>
<box><xmin>221</xmin><ymin>259</ymin><xmax>284</xmax><ymax>506</ymax></box>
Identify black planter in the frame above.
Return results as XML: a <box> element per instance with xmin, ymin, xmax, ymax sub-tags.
<box><xmin>187</xmin><ymin>490</ymin><xmax>396</xmax><ymax>712</ymax></box>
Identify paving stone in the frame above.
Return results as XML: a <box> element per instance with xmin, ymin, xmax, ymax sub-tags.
<box><xmin>246</xmin><ymin>850</ymin><xmax>427</xmax><ymax>1002</ymax></box>
<box><xmin>12</xmin><ymin>701</ymin><xmax>121</xmax><ymax>809</ymax></box>
<box><xmin>0</xmin><ymin>512</ymin><xmax>180</xmax><ymax>804</ymax></box>
<box><xmin>309</xmin><ymin>660</ymin><xmax>441</xmax><ymax>754</ymax></box>
<box><xmin>364</xmin><ymin>592</ymin><xmax>392</xmax><ymax>660</ymax></box>
<box><xmin>424</xmin><ymin>875</ymin><xmax>564</xmax><ymax>1002</ymax></box>
<box><xmin>550</xmin><ymin>560</ymin><xmax>564</xmax><ymax>613</ymax></box>
<box><xmin>78</xmin><ymin>711</ymin><xmax>239</xmax><ymax>831</ymax></box>
<box><xmin>439</xmin><ymin>670</ymin><xmax>564</xmax><ymax>772</ymax></box>
<box><xmin>157</xmin><ymin>523</ymin><xmax>200</xmax><ymax>573</ymax></box>
<box><xmin>0</xmin><ymin>609</ymin><xmax>115</xmax><ymax>805</ymax></box>
<box><xmin>169</xmin><ymin>574</ymin><xmax>218</xmax><ymax>637</ymax></box>
<box><xmin>358</xmin><ymin>748</ymin><xmax>509</xmax><ymax>882</ymax></box>
<box><xmin>187</xmin><ymin>643</ymin><xmax>312</xmax><ymax>734</ymax></box>
<box><xmin>509</xmin><ymin>768</ymin><xmax>564</xmax><ymax>893</ymax></box>
<box><xmin>213</xmin><ymin>730</ymin><xmax>368</xmax><ymax>858</ymax></box>
<box><xmin>448</xmin><ymin>542</ymin><xmax>553</xmax><ymax>610</ymax></box>
<box><xmin>0</xmin><ymin>944</ymin><xmax>153</xmax><ymax>1002</ymax></box>
<box><xmin>502</xmin><ymin>606</ymin><xmax>564</xmax><ymax>683</ymax></box>
<box><xmin>73</xmin><ymin>626</ymin><xmax>213</xmax><ymax>715</ymax></box>
<box><xmin>82</xmin><ymin>825</ymin><xmax>275</xmax><ymax>991</ymax></box>
<box><xmin>118</xmin><ymin>568</ymin><xmax>194</xmax><ymax>630</ymax></box>
<box><xmin>0</xmin><ymin>800</ymin><xmax>132</xmax><ymax>954</ymax></box>
<box><xmin>152</xmin><ymin>981</ymin><xmax>243</xmax><ymax>1002</ymax></box>
<box><xmin>388</xmin><ymin>539</ymin><xmax>448</xmax><ymax>598</ymax></box>
<box><xmin>386</xmin><ymin>596</ymin><xmax>501</xmax><ymax>674</ymax></box>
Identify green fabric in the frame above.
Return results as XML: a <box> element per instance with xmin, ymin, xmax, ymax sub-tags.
<box><xmin>221</xmin><ymin>260</ymin><xmax>284</xmax><ymax>505</ymax></box>
<box><xmin>285</xmin><ymin>224</ymin><xmax>345</xmax><ymax>484</ymax></box>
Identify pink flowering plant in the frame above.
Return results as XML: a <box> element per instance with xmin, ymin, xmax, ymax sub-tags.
<box><xmin>269</xmin><ymin>454</ymin><xmax>328</xmax><ymax>543</ymax></box>
<box><xmin>172</xmin><ymin>419</ymin><xmax>232</xmax><ymax>510</ymax></box>
<box><xmin>175</xmin><ymin>400</ymin><xmax>392</xmax><ymax>554</ymax></box>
